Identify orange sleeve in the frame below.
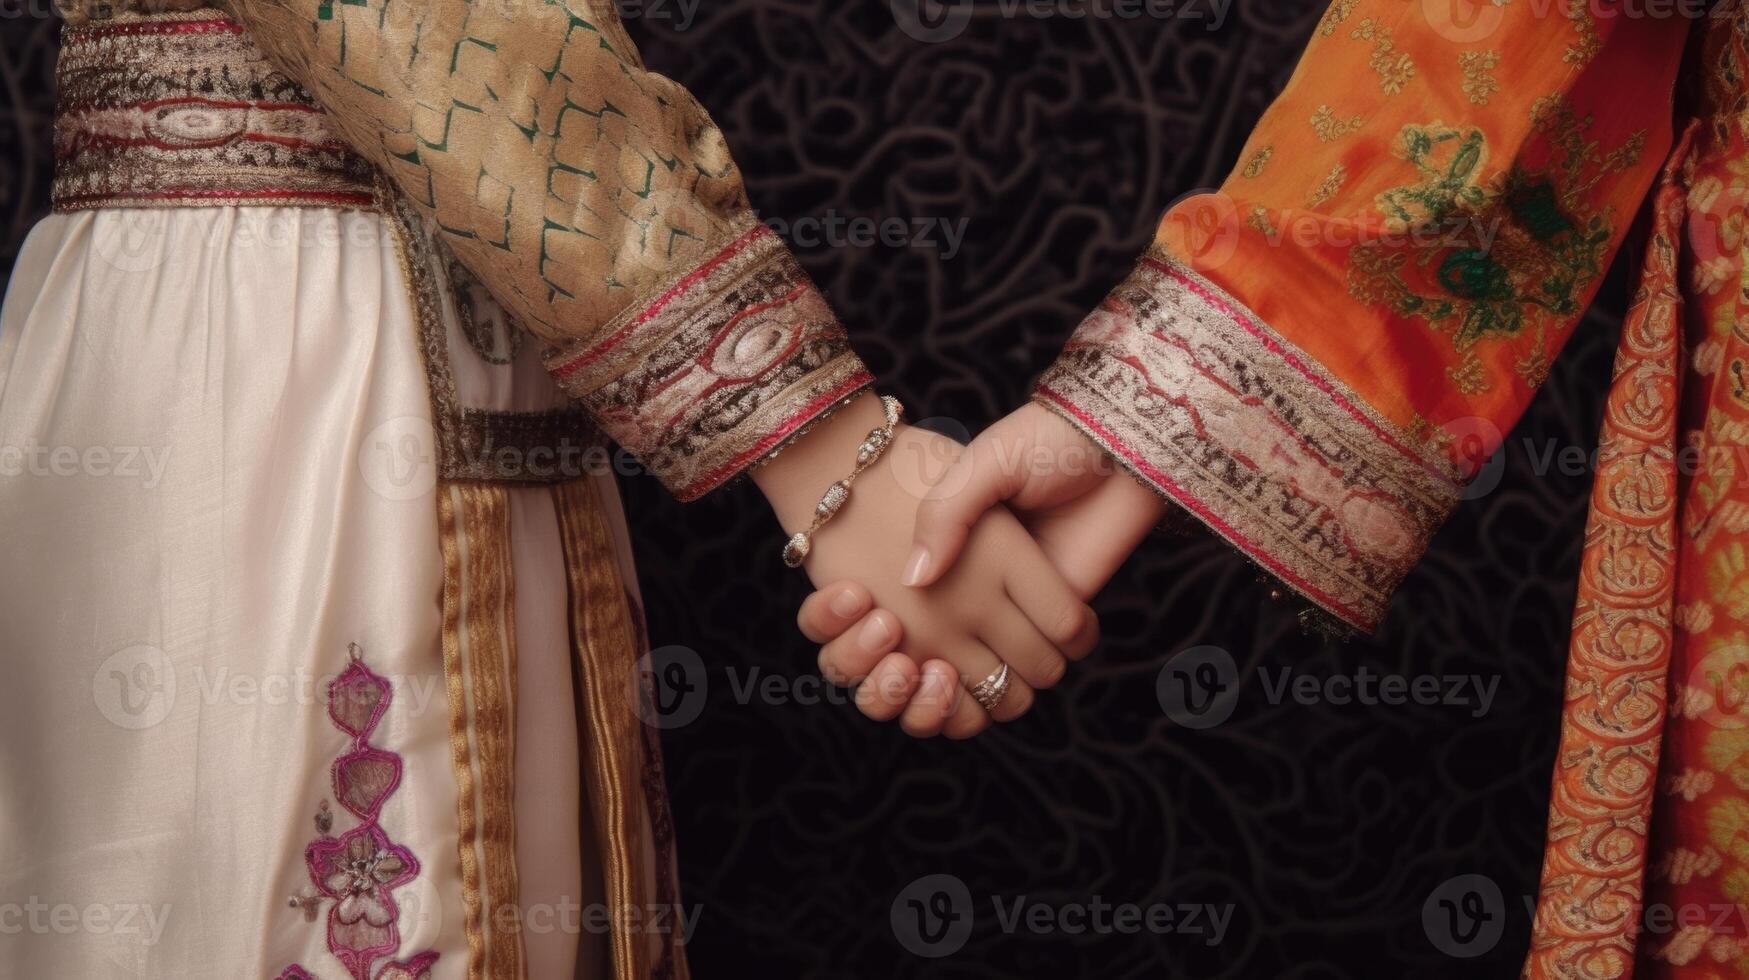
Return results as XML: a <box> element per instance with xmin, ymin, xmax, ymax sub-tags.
<box><xmin>1035</xmin><ymin>2</ymin><xmax>1690</xmax><ymax>630</ymax></box>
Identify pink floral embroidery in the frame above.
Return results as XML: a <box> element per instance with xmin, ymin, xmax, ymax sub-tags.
<box><xmin>279</xmin><ymin>645</ymin><xmax>439</xmax><ymax>980</ymax></box>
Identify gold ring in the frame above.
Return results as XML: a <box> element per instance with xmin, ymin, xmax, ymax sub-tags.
<box><xmin>967</xmin><ymin>664</ymin><xmax>1011</xmax><ymax>713</ymax></box>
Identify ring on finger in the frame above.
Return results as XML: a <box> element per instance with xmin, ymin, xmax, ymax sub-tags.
<box><xmin>966</xmin><ymin>663</ymin><xmax>1011</xmax><ymax>713</ymax></box>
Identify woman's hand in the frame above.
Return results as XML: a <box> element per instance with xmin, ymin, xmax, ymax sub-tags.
<box><xmin>796</xmin><ymin>402</ymin><xmax>1167</xmax><ymax>734</ymax></box>
<box><xmin>754</xmin><ymin>393</ymin><xmax>1099</xmax><ymax>738</ymax></box>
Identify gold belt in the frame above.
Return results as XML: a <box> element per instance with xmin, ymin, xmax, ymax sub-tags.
<box><xmin>52</xmin><ymin>10</ymin><xmax>377</xmax><ymax>212</ymax></box>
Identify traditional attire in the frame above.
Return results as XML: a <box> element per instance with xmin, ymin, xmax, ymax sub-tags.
<box><xmin>1035</xmin><ymin>4</ymin><xmax>1749</xmax><ymax>977</ymax></box>
<box><xmin>0</xmin><ymin>2</ymin><xmax>871</xmax><ymax>978</ymax></box>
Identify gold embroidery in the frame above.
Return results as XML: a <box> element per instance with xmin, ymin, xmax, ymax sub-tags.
<box><xmin>553</xmin><ymin>478</ymin><xmax>690</xmax><ymax>980</ymax></box>
<box><xmin>1458</xmin><ymin>50</ymin><xmax>1500</xmax><ymax>106</ymax></box>
<box><xmin>383</xmin><ymin>193</ymin><xmax>606</xmax><ymax>486</ymax></box>
<box><xmin>436</xmin><ymin>486</ymin><xmax>489</xmax><ymax>978</ymax></box>
<box><xmin>1247</xmin><ymin>206</ymin><xmax>1279</xmax><ymax>236</ymax></box>
<box><xmin>1310</xmin><ymin>104</ymin><xmax>1365</xmax><ymax>143</ymax></box>
<box><xmin>52</xmin><ymin>0</ymin><xmax>213</xmax><ymax>25</ymax></box>
<box><xmin>52</xmin><ymin>14</ymin><xmax>376</xmax><ymax>211</ymax></box>
<box><xmin>1035</xmin><ymin>254</ymin><xmax>1461</xmax><ymax>631</ymax></box>
<box><xmin>437</xmin><ymin>483</ymin><xmax>528</xmax><ymax>979</ymax></box>
<box><xmin>1350</xmin><ymin>19</ymin><xmax>1415</xmax><ymax>95</ymax></box>
<box><xmin>1309</xmin><ymin>165</ymin><xmax>1348</xmax><ymax>209</ymax></box>
<box><xmin>545</xmin><ymin>223</ymin><xmax>872</xmax><ymax>501</ymax></box>
<box><xmin>1566</xmin><ymin>3</ymin><xmax>1602</xmax><ymax>67</ymax></box>
<box><xmin>229</xmin><ymin>0</ymin><xmax>877</xmax><ymax>502</ymax></box>
<box><xmin>1240</xmin><ymin>145</ymin><xmax>1274</xmax><ymax>179</ymax></box>
<box><xmin>1317</xmin><ymin>0</ymin><xmax>1358</xmax><ymax>36</ymax></box>
<box><xmin>458</xmin><ymin>483</ymin><xmax>523</xmax><ymax>980</ymax></box>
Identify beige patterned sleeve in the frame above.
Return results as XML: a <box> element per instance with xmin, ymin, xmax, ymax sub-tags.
<box><xmin>229</xmin><ymin>0</ymin><xmax>871</xmax><ymax>500</ymax></box>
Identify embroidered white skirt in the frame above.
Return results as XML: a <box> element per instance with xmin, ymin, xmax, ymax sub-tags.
<box><xmin>0</xmin><ymin>207</ymin><xmax>609</xmax><ymax>979</ymax></box>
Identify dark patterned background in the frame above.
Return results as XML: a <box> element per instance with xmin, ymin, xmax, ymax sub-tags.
<box><xmin>0</xmin><ymin>2</ymin><xmax>1632</xmax><ymax>977</ymax></box>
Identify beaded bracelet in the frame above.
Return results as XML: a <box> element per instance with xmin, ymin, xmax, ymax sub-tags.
<box><xmin>781</xmin><ymin>395</ymin><xmax>904</xmax><ymax>568</ymax></box>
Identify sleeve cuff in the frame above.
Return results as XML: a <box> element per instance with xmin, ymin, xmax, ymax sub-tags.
<box><xmin>1032</xmin><ymin>253</ymin><xmax>1464</xmax><ymax>632</ymax></box>
<box><xmin>545</xmin><ymin>221</ymin><xmax>872</xmax><ymax>501</ymax></box>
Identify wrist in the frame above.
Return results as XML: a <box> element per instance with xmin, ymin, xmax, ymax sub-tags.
<box><xmin>752</xmin><ymin>391</ymin><xmax>890</xmax><ymax>532</ymax></box>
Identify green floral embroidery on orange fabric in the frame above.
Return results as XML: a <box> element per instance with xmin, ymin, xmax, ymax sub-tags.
<box><xmin>1348</xmin><ymin>97</ymin><xmax>1645</xmax><ymax>379</ymax></box>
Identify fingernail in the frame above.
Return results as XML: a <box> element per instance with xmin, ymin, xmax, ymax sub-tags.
<box><xmin>858</xmin><ymin>615</ymin><xmax>893</xmax><ymax>653</ymax></box>
<box><xmin>829</xmin><ymin>589</ymin><xmax>864</xmax><ymax>618</ymax></box>
<box><xmin>901</xmin><ymin>546</ymin><xmax>931</xmax><ymax>587</ymax></box>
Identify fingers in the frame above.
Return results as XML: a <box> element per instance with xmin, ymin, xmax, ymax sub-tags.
<box><xmin>900</xmin><ymin>660</ymin><xmax>967</xmax><ymax>738</ymax></box>
<box><xmin>952</xmin><ymin>644</ymin><xmax>1037</xmax><ymax>727</ymax></box>
<box><xmin>1027</xmin><ymin>474</ymin><xmax>1168</xmax><ymax>600</ymax></box>
<box><xmin>853</xmin><ymin>652</ymin><xmax>921</xmax><ymax>722</ymax></box>
<box><xmin>909</xmin><ymin>661</ymin><xmax>993</xmax><ymax>738</ymax></box>
<box><xmin>797</xmin><ymin>582</ymin><xmax>875</xmax><ymax>643</ymax></box>
<box><xmin>1003</xmin><ymin>562</ymin><xmax>1101</xmax><ymax>663</ymax></box>
<box><xmin>942</xmin><ymin>672</ymin><xmax>993</xmax><ymax>740</ymax></box>
<box><xmin>977</xmin><ymin>609</ymin><xmax>1069</xmax><ymax>693</ymax></box>
<box><xmin>816</xmin><ymin>609</ymin><xmax>903</xmax><ymax>686</ymax></box>
<box><xmin>906</xmin><ymin>436</ymin><xmax>1024</xmax><ymax>589</ymax></box>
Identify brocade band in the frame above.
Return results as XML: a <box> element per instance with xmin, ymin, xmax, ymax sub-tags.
<box><xmin>1034</xmin><ymin>254</ymin><xmax>1463</xmax><ymax>631</ymax></box>
<box><xmin>548</xmin><ymin>222</ymin><xmax>874</xmax><ymax>502</ymax></box>
<box><xmin>53</xmin><ymin>12</ymin><xmax>377</xmax><ymax>212</ymax></box>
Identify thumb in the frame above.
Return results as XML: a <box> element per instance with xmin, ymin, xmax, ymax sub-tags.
<box><xmin>905</xmin><ymin>434</ymin><xmax>1024</xmax><ymax>588</ymax></box>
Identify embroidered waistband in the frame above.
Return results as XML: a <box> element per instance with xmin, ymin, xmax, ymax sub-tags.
<box><xmin>52</xmin><ymin>11</ymin><xmax>378</xmax><ymax>212</ymax></box>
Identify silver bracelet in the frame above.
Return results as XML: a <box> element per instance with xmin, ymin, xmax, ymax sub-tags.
<box><xmin>781</xmin><ymin>395</ymin><xmax>904</xmax><ymax>568</ymax></box>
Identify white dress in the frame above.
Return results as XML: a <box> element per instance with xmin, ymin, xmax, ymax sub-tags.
<box><xmin>0</xmin><ymin>16</ymin><xmax>667</xmax><ymax>980</ymax></box>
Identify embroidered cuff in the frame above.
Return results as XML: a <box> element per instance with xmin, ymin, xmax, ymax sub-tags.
<box><xmin>1033</xmin><ymin>254</ymin><xmax>1463</xmax><ymax>632</ymax></box>
<box><xmin>547</xmin><ymin>223</ymin><xmax>873</xmax><ymax>501</ymax></box>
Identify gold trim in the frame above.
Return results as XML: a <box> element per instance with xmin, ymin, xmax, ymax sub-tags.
<box><xmin>438</xmin><ymin>482</ymin><xmax>526</xmax><ymax>979</ymax></box>
<box><xmin>552</xmin><ymin>478</ymin><xmax>666</xmax><ymax>980</ymax></box>
<box><xmin>52</xmin><ymin>12</ymin><xmax>377</xmax><ymax>212</ymax></box>
<box><xmin>437</xmin><ymin>485</ymin><xmax>488</xmax><ymax>975</ymax></box>
<box><xmin>383</xmin><ymin>194</ymin><xmax>604</xmax><ymax>486</ymax></box>
<box><xmin>1036</xmin><ymin>253</ymin><xmax>1461</xmax><ymax>631</ymax></box>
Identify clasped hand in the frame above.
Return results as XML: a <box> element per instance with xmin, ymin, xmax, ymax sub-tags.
<box><xmin>756</xmin><ymin>394</ymin><xmax>1165</xmax><ymax>739</ymax></box>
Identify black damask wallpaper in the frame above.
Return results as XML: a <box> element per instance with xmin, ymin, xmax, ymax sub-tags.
<box><xmin>0</xmin><ymin>3</ymin><xmax>1627</xmax><ymax>977</ymax></box>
